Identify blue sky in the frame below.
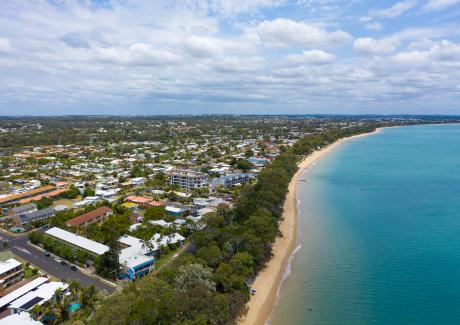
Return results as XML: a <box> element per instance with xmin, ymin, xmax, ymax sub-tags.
<box><xmin>0</xmin><ymin>0</ymin><xmax>460</xmax><ymax>115</ymax></box>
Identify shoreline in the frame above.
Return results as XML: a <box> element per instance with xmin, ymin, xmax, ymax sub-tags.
<box><xmin>239</xmin><ymin>128</ymin><xmax>383</xmax><ymax>325</ymax></box>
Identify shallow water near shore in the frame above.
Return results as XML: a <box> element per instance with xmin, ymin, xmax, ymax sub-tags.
<box><xmin>270</xmin><ymin>124</ymin><xmax>460</xmax><ymax>325</ymax></box>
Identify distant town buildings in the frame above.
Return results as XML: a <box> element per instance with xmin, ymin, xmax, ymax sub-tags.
<box><xmin>0</xmin><ymin>186</ymin><xmax>55</xmax><ymax>206</ymax></box>
<box><xmin>0</xmin><ymin>116</ymin><xmax>329</xmax><ymax>286</ymax></box>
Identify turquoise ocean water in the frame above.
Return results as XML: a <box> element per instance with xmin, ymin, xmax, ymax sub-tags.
<box><xmin>270</xmin><ymin>124</ymin><xmax>460</xmax><ymax>325</ymax></box>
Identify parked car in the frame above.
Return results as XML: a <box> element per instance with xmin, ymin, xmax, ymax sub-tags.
<box><xmin>44</xmin><ymin>251</ymin><xmax>50</xmax><ymax>257</ymax></box>
<box><xmin>61</xmin><ymin>260</ymin><xmax>68</xmax><ymax>266</ymax></box>
<box><xmin>70</xmin><ymin>265</ymin><xmax>78</xmax><ymax>271</ymax></box>
<box><xmin>54</xmin><ymin>257</ymin><xmax>62</xmax><ymax>263</ymax></box>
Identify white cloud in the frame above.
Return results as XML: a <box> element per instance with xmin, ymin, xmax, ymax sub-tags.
<box><xmin>184</xmin><ymin>36</ymin><xmax>253</xmax><ymax>58</ymax></box>
<box><xmin>365</xmin><ymin>22</ymin><xmax>382</xmax><ymax>31</ymax></box>
<box><xmin>212</xmin><ymin>56</ymin><xmax>265</xmax><ymax>73</ymax></box>
<box><xmin>354</xmin><ymin>37</ymin><xmax>401</xmax><ymax>55</ymax></box>
<box><xmin>181</xmin><ymin>0</ymin><xmax>284</xmax><ymax>17</ymax></box>
<box><xmin>372</xmin><ymin>1</ymin><xmax>416</xmax><ymax>18</ymax></box>
<box><xmin>393</xmin><ymin>39</ymin><xmax>460</xmax><ymax>64</ymax></box>
<box><xmin>129</xmin><ymin>44</ymin><xmax>182</xmax><ymax>65</ymax></box>
<box><xmin>348</xmin><ymin>68</ymin><xmax>375</xmax><ymax>81</ymax></box>
<box><xmin>1</xmin><ymin>1</ymin><xmax>460</xmax><ymax>114</ymax></box>
<box><xmin>0</xmin><ymin>38</ymin><xmax>14</xmax><ymax>54</ymax></box>
<box><xmin>184</xmin><ymin>36</ymin><xmax>224</xmax><ymax>57</ymax></box>
<box><xmin>392</xmin><ymin>50</ymin><xmax>431</xmax><ymax>64</ymax></box>
<box><xmin>423</xmin><ymin>0</ymin><xmax>460</xmax><ymax>11</ymax></box>
<box><xmin>286</xmin><ymin>50</ymin><xmax>336</xmax><ymax>64</ymax></box>
<box><xmin>254</xmin><ymin>18</ymin><xmax>352</xmax><ymax>48</ymax></box>
<box><xmin>394</xmin><ymin>26</ymin><xmax>460</xmax><ymax>41</ymax></box>
<box><xmin>62</xmin><ymin>44</ymin><xmax>182</xmax><ymax>66</ymax></box>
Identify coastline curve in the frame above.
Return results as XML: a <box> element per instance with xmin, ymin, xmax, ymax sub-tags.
<box><xmin>239</xmin><ymin>128</ymin><xmax>383</xmax><ymax>325</ymax></box>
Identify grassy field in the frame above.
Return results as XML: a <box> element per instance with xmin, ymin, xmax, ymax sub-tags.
<box><xmin>52</xmin><ymin>197</ymin><xmax>81</xmax><ymax>208</ymax></box>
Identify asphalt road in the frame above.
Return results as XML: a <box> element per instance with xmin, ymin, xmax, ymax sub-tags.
<box><xmin>0</xmin><ymin>232</ymin><xmax>115</xmax><ymax>293</ymax></box>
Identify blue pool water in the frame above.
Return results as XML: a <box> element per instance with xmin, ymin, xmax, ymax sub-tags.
<box><xmin>69</xmin><ymin>303</ymin><xmax>80</xmax><ymax>313</ymax></box>
<box><xmin>270</xmin><ymin>124</ymin><xmax>460</xmax><ymax>325</ymax></box>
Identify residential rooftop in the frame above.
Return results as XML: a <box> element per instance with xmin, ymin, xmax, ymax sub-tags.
<box><xmin>45</xmin><ymin>227</ymin><xmax>110</xmax><ymax>256</ymax></box>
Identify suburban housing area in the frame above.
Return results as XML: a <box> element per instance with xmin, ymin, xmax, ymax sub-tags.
<box><xmin>0</xmin><ymin>116</ymin><xmax>444</xmax><ymax>324</ymax></box>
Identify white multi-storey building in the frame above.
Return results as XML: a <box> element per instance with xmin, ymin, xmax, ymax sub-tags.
<box><xmin>167</xmin><ymin>169</ymin><xmax>209</xmax><ymax>191</ymax></box>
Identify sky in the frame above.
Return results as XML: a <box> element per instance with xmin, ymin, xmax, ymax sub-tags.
<box><xmin>0</xmin><ymin>0</ymin><xmax>460</xmax><ymax>116</ymax></box>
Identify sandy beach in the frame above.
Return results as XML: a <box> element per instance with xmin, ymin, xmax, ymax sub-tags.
<box><xmin>239</xmin><ymin>128</ymin><xmax>382</xmax><ymax>325</ymax></box>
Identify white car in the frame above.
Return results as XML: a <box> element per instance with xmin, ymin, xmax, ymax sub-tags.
<box><xmin>54</xmin><ymin>257</ymin><xmax>62</xmax><ymax>263</ymax></box>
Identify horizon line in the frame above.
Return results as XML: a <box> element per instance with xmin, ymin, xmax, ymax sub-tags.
<box><xmin>1</xmin><ymin>113</ymin><xmax>460</xmax><ymax>118</ymax></box>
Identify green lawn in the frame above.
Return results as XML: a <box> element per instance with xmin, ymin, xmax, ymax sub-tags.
<box><xmin>24</xmin><ymin>266</ymin><xmax>39</xmax><ymax>278</ymax></box>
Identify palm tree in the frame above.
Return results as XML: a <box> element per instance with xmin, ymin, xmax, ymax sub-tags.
<box><xmin>56</xmin><ymin>296</ymin><xmax>71</xmax><ymax>323</ymax></box>
<box><xmin>68</xmin><ymin>279</ymin><xmax>82</xmax><ymax>301</ymax></box>
<box><xmin>54</xmin><ymin>288</ymin><xmax>65</xmax><ymax>304</ymax></box>
<box><xmin>30</xmin><ymin>304</ymin><xmax>42</xmax><ymax>320</ymax></box>
<box><xmin>141</xmin><ymin>238</ymin><xmax>155</xmax><ymax>254</ymax></box>
<box><xmin>80</xmin><ymin>285</ymin><xmax>98</xmax><ymax>311</ymax></box>
<box><xmin>40</xmin><ymin>300</ymin><xmax>55</xmax><ymax>324</ymax></box>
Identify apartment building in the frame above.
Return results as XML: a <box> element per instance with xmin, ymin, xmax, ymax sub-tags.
<box><xmin>211</xmin><ymin>173</ymin><xmax>251</xmax><ymax>188</ymax></box>
<box><xmin>65</xmin><ymin>206</ymin><xmax>113</xmax><ymax>227</ymax></box>
<box><xmin>0</xmin><ymin>259</ymin><xmax>24</xmax><ymax>294</ymax></box>
<box><xmin>167</xmin><ymin>169</ymin><xmax>209</xmax><ymax>191</ymax></box>
<box><xmin>12</xmin><ymin>208</ymin><xmax>56</xmax><ymax>227</ymax></box>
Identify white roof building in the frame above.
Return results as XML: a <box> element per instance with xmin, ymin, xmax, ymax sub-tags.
<box><xmin>0</xmin><ymin>277</ymin><xmax>49</xmax><ymax>310</ymax></box>
<box><xmin>0</xmin><ymin>312</ymin><xmax>42</xmax><ymax>325</ymax></box>
<box><xmin>119</xmin><ymin>232</ymin><xmax>185</xmax><ymax>258</ymax></box>
<box><xmin>150</xmin><ymin>220</ymin><xmax>173</xmax><ymax>228</ymax></box>
<box><xmin>165</xmin><ymin>206</ymin><xmax>183</xmax><ymax>214</ymax></box>
<box><xmin>128</xmin><ymin>223</ymin><xmax>142</xmax><ymax>232</ymax></box>
<box><xmin>197</xmin><ymin>207</ymin><xmax>214</xmax><ymax>216</ymax></box>
<box><xmin>0</xmin><ymin>258</ymin><xmax>22</xmax><ymax>276</ymax></box>
<box><xmin>117</xmin><ymin>235</ymin><xmax>155</xmax><ymax>280</ymax></box>
<box><xmin>128</xmin><ymin>220</ymin><xmax>173</xmax><ymax>232</ymax></box>
<box><xmin>118</xmin><ymin>235</ymin><xmax>158</xmax><ymax>255</ymax></box>
<box><xmin>130</xmin><ymin>177</ymin><xmax>145</xmax><ymax>185</ymax></box>
<box><xmin>95</xmin><ymin>189</ymin><xmax>118</xmax><ymax>202</ymax></box>
<box><xmin>8</xmin><ymin>282</ymin><xmax>68</xmax><ymax>314</ymax></box>
<box><xmin>118</xmin><ymin>243</ymin><xmax>155</xmax><ymax>269</ymax></box>
<box><xmin>72</xmin><ymin>196</ymin><xmax>100</xmax><ymax>208</ymax></box>
<box><xmin>152</xmin><ymin>233</ymin><xmax>185</xmax><ymax>246</ymax></box>
<box><xmin>45</xmin><ymin>227</ymin><xmax>110</xmax><ymax>256</ymax></box>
